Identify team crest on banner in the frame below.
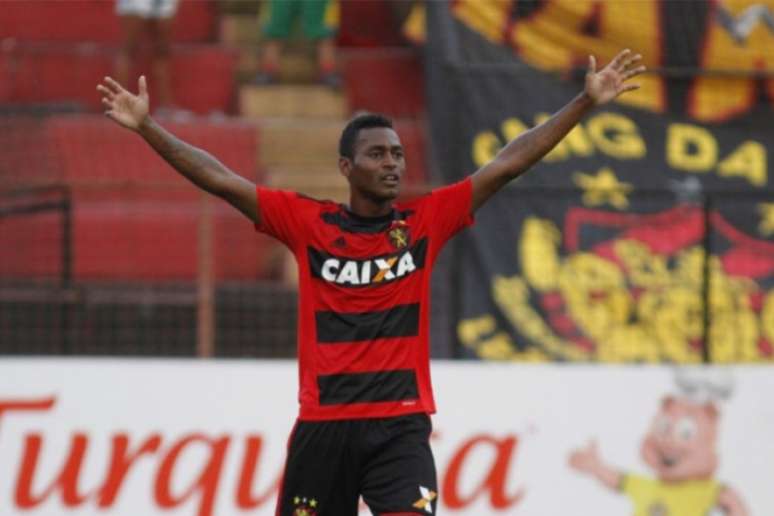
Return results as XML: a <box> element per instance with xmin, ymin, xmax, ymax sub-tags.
<box><xmin>458</xmin><ymin>198</ymin><xmax>774</xmax><ymax>364</ymax></box>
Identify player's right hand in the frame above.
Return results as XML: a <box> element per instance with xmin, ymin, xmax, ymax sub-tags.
<box><xmin>97</xmin><ymin>76</ymin><xmax>150</xmax><ymax>131</ymax></box>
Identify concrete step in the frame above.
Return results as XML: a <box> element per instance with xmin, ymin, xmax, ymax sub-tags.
<box><xmin>240</xmin><ymin>85</ymin><xmax>347</xmax><ymax>119</ymax></box>
<box><xmin>254</xmin><ymin>117</ymin><xmax>430</xmax><ymax>185</ymax></box>
<box><xmin>219</xmin><ymin>14</ymin><xmax>262</xmax><ymax>48</ymax></box>
<box><xmin>257</xmin><ymin>117</ymin><xmax>343</xmax><ymax>167</ymax></box>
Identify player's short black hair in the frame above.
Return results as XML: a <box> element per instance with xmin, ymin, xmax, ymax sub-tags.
<box><xmin>339</xmin><ymin>113</ymin><xmax>394</xmax><ymax>159</ymax></box>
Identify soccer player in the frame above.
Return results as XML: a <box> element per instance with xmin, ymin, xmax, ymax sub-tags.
<box><xmin>97</xmin><ymin>49</ymin><xmax>644</xmax><ymax>515</ymax></box>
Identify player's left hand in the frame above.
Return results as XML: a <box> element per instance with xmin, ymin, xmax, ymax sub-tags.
<box><xmin>585</xmin><ymin>49</ymin><xmax>646</xmax><ymax>105</ymax></box>
<box><xmin>97</xmin><ymin>75</ymin><xmax>149</xmax><ymax>131</ymax></box>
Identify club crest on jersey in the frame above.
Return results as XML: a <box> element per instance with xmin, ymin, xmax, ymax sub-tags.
<box><xmin>387</xmin><ymin>220</ymin><xmax>410</xmax><ymax>249</ymax></box>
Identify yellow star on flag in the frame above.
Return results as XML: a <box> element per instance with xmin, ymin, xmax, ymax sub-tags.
<box><xmin>573</xmin><ymin>167</ymin><xmax>633</xmax><ymax>209</ymax></box>
<box><xmin>758</xmin><ymin>203</ymin><xmax>774</xmax><ymax>236</ymax></box>
<box><xmin>310</xmin><ymin>499</ymin><xmax>317</xmax><ymax>507</ymax></box>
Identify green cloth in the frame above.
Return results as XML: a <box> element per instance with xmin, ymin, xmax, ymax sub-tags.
<box><xmin>262</xmin><ymin>0</ymin><xmax>338</xmax><ymax>39</ymax></box>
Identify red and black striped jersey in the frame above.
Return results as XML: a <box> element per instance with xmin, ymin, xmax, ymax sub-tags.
<box><xmin>256</xmin><ymin>178</ymin><xmax>473</xmax><ymax>420</ymax></box>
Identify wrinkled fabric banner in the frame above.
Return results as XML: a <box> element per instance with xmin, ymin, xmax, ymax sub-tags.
<box><xmin>424</xmin><ymin>1</ymin><xmax>774</xmax><ymax>363</ymax></box>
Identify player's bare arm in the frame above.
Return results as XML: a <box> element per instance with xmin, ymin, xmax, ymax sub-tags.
<box><xmin>96</xmin><ymin>76</ymin><xmax>260</xmax><ymax>224</ymax></box>
<box><xmin>470</xmin><ymin>49</ymin><xmax>646</xmax><ymax>213</ymax></box>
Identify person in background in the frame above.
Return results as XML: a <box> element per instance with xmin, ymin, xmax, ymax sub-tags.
<box><xmin>114</xmin><ymin>0</ymin><xmax>181</xmax><ymax>115</ymax></box>
<box><xmin>253</xmin><ymin>0</ymin><xmax>341</xmax><ymax>88</ymax></box>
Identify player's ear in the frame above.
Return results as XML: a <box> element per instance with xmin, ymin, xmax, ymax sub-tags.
<box><xmin>338</xmin><ymin>156</ymin><xmax>352</xmax><ymax>180</ymax></box>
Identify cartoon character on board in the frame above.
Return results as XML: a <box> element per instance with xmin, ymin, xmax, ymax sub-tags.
<box><xmin>568</xmin><ymin>370</ymin><xmax>747</xmax><ymax>515</ymax></box>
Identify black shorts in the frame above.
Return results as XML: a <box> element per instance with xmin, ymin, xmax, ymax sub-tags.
<box><xmin>276</xmin><ymin>413</ymin><xmax>438</xmax><ymax>516</ymax></box>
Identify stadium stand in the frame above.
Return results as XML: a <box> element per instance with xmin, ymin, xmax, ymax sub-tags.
<box><xmin>0</xmin><ymin>0</ymin><xmax>430</xmax><ymax>357</ymax></box>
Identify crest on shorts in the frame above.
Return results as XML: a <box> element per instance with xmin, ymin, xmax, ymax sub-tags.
<box><xmin>412</xmin><ymin>486</ymin><xmax>437</xmax><ymax>513</ymax></box>
<box><xmin>292</xmin><ymin>496</ymin><xmax>318</xmax><ymax>516</ymax></box>
<box><xmin>387</xmin><ymin>220</ymin><xmax>410</xmax><ymax>249</ymax></box>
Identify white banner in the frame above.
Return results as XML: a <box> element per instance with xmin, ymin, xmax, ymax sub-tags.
<box><xmin>0</xmin><ymin>360</ymin><xmax>771</xmax><ymax>515</ymax></box>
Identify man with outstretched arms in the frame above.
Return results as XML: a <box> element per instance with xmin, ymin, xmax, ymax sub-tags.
<box><xmin>97</xmin><ymin>49</ymin><xmax>644</xmax><ymax>515</ymax></box>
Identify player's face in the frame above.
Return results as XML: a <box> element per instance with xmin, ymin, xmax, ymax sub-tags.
<box><xmin>343</xmin><ymin>127</ymin><xmax>405</xmax><ymax>203</ymax></box>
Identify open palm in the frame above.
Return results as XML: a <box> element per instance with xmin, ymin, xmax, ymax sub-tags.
<box><xmin>585</xmin><ymin>49</ymin><xmax>646</xmax><ymax>105</ymax></box>
<box><xmin>96</xmin><ymin>76</ymin><xmax>150</xmax><ymax>131</ymax></box>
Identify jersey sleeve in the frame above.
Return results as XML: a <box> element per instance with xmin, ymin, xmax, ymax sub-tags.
<box><xmin>254</xmin><ymin>187</ymin><xmax>308</xmax><ymax>249</ymax></box>
<box><xmin>427</xmin><ymin>177</ymin><xmax>475</xmax><ymax>247</ymax></box>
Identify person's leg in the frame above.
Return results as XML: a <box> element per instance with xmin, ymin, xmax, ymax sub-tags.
<box><xmin>255</xmin><ymin>0</ymin><xmax>295</xmax><ymax>83</ymax></box>
<box><xmin>361</xmin><ymin>414</ymin><xmax>439</xmax><ymax>515</ymax></box>
<box><xmin>148</xmin><ymin>17</ymin><xmax>174</xmax><ymax>109</ymax></box>
<box><xmin>146</xmin><ymin>0</ymin><xmax>179</xmax><ymax>110</ymax></box>
<box><xmin>315</xmin><ymin>37</ymin><xmax>339</xmax><ymax>87</ymax></box>
<box><xmin>257</xmin><ymin>39</ymin><xmax>283</xmax><ymax>83</ymax></box>
<box><xmin>115</xmin><ymin>15</ymin><xmax>145</xmax><ymax>88</ymax></box>
<box><xmin>301</xmin><ymin>0</ymin><xmax>340</xmax><ymax>87</ymax></box>
<box><xmin>275</xmin><ymin>419</ymin><xmax>361</xmax><ymax>516</ymax></box>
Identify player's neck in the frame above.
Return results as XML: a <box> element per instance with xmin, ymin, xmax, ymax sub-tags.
<box><xmin>347</xmin><ymin>197</ymin><xmax>394</xmax><ymax>218</ymax></box>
